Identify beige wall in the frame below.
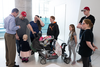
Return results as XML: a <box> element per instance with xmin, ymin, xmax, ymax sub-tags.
<box><xmin>78</xmin><ymin>0</ymin><xmax>100</xmax><ymax>54</ymax></box>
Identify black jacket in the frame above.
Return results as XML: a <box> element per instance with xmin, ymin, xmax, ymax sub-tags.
<box><xmin>47</xmin><ymin>22</ymin><xmax>59</xmax><ymax>40</ymax></box>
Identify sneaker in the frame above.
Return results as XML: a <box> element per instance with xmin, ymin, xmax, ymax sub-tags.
<box><xmin>71</xmin><ymin>61</ymin><xmax>76</xmax><ymax>65</ymax></box>
<box><xmin>25</xmin><ymin>58</ymin><xmax>29</xmax><ymax>63</ymax></box>
<box><xmin>13</xmin><ymin>65</ymin><xmax>19</xmax><ymax>67</ymax></box>
<box><xmin>52</xmin><ymin>53</ymin><xmax>56</xmax><ymax>56</ymax></box>
<box><xmin>39</xmin><ymin>54</ymin><xmax>41</xmax><ymax>56</ymax></box>
<box><xmin>50</xmin><ymin>51</ymin><xmax>54</xmax><ymax>54</ymax></box>
<box><xmin>77</xmin><ymin>58</ymin><xmax>82</xmax><ymax>62</ymax></box>
<box><xmin>89</xmin><ymin>62</ymin><xmax>92</xmax><ymax>67</ymax></box>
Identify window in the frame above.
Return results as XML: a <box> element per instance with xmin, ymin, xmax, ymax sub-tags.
<box><xmin>0</xmin><ymin>0</ymin><xmax>15</xmax><ymax>38</ymax></box>
<box><xmin>32</xmin><ymin>0</ymin><xmax>50</xmax><ymax>34</ymax></box>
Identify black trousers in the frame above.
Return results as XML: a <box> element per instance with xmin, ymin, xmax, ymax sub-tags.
<box><xmin>82</xmin><ymin>56</ymin><xmax>89</xmax><ymax>67</ymax></box>
<box><xmin>30</xmin><ymin>37</ymin><xmax>34</xmax><ymax>42</ymax></box>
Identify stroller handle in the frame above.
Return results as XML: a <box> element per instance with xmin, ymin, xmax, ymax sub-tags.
<box><xmin>33</xmin><ymin>33</ymin><xmax>41</xmax><ymax>38</ymax></box>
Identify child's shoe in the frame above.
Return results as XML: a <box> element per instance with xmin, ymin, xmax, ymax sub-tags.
<box><xmin>71</xmin><ymin>61</ymin><xmax>76</xmax><ymax>65</ymax></box>
<box><xmin>22</xmin><ymin>58</ymin><xmax>25</xmax><ymax>62</ymax></box>
<box><xmin>25</xmin><ymin>58</ymin><xmax>29</xmax><ymax>63</ymax></box>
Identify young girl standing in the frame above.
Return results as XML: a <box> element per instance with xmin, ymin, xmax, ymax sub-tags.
<box><xmin>79</xmin><ymin>19</ymin><xmax>97</xmax><ymax>67</ymax></box>
<box><xmin>20</xmin><ymin>34</ymin><xmax>31</xmax><ymax>63</ymax></box>
<box><xmin>67</xmin><ymin>24</ymin><xmax>77</xmax><ymax>65</ymax></box>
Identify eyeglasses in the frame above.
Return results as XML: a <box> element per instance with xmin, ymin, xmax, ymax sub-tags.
<box><xmin>82</xmin><ymin>23</ymin><xmax>86</xmax><ymax>25</ymax></box>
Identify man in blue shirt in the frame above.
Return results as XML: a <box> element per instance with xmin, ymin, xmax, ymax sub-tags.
<box><xmin>4</xmin><ymin>8</ymin><xmax>20</xmax><ymax>67</ymax></box>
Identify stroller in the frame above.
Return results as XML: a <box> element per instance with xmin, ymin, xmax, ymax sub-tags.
<box><xmin>31</xmin><ymin>34</ymin><xmax>70</xmax><ymax>64</ymax></box>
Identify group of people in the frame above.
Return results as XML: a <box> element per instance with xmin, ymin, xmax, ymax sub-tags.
<box><xmin>4</xmin><ymin>6</ymin><xmax>98</xmax><ymax>67</ymax></box>
<box><xmin>4</xmin><ymin>8</ymin><xmax>59</xmax><ymax>67</ymax></box>
<box><xmin>67</xmin><ymin>6</ymin><xmax>98</xmax><ymax>67</ymax></box>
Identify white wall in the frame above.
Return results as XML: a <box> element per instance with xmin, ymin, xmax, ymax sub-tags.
<box><xmin>49</xmin><ymin>0</ymin><xmax>81</xmax><ymax>43</ymax></box>
<box><xmin>78</xmin><ymin>0</ymin><xmax>100</xmax><ymax>54</ymax></box>
<box><xmin>49</xmin><ymin>0</ymin><xmax>100</xmax><ymax>54</ymax></box>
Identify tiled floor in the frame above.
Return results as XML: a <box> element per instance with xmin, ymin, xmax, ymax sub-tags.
<box><xmin>0</xmin><ymin>39</ymin><xmax>100</xmax><ymax>67</ymax></box>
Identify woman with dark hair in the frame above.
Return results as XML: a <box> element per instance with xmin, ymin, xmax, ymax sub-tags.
<box><xmin>30</xmin><ymin>15</ymin><xmax>44</xmax><ymax>42</ymax></box>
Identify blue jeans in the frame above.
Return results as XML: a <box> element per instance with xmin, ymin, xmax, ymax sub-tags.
<box><xmin>89</xmin><ymin>56</ymin><xmax>91</xmax><ymax>62</ymax></box>
<box><xmin>16</xmin><ymin>37</ymin><xmax>23</xmax><ymax>56</ymax></box>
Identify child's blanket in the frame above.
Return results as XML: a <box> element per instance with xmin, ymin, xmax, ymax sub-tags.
<box><xmin>54</xmin><ymin>41</ymin><xmax>62</xmax><ymax>56</ymax></box>
<box><xmin>39</xmin><ymin>36</ymin><xmax>51</xmax><ymax>41</ymax></box>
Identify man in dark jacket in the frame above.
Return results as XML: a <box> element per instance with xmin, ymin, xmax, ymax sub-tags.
<box><xmin>47</xmin><ymin>16</ymin><xmax>59</xmax><ymax>40</ymax></box>
<box><xmin>47</xmin><ymin>16</ymin><xmax>59</xmax><ymax>52</ymax></box>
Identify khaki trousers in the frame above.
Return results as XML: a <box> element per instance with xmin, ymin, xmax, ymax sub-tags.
<box><xmin>4</xmin><ymin>33</ymin><xmax>16</xmax><ymax>67</ymax></box>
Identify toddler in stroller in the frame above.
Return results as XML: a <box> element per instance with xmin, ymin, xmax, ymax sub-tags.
<box><xmin>31</xmin><ymin>34</ymin><xmax>70</xmax><ymax>64</ymax></box>
<box><xmin>39</xmin><ymin>36</ymin><xmax>62</xmax><ymax>64</ymax></box>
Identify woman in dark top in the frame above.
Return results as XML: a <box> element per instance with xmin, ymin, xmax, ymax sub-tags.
<box><xmin>79</xmin><ymin>19</ymin><xmax>97</xmax><ymax>67</ymax></box>
<box><xmin>30</xmin><ymin>15</ymin><xmax>44</xmax><ymax>42</ymax></box>
<box><xmin>47</xmin><ymin>16</ymin><xmax>59</xmax><ymax>40</ymax></box>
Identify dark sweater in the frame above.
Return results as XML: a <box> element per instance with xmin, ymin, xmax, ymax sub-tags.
<box><xmin>20</xmin><ymin>41</ymin><xmax>31</xmax><ymax>52</ymax></box>
<box><xmin>47</xmin><ymin>22</ymin><xmax>59</xmax><ymax>40</ymax></box>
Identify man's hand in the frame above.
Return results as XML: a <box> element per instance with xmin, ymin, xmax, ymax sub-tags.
<box><xmin>16</xmin><ymin>35</ymin><xmax>20</xmax><ymax>40</ymax></box>
<box><xmin>94</xmin><ymin>46</ymin><xmax>98</xmax><ymax>49</ymax></box>
<box><xmin>93</xmin><ymin>44</ymin><xmax>98</xmax><ymax>49</ymax></box>
<box><xmin>77</xmin><ymin>23</ymin><xmax>82</xmax><ymax>29</ymax></box>
<box><xmin>92</xmin><ymin>48</ymin><xmax>96</xmax><ymax>51</ymax></box>
<box><xmin>18</xmin><ymin>26</ymin><xmax>21</xmax><ymax>29</ymax></box>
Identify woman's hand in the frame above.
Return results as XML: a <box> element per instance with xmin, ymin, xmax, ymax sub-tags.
<box><xmin>36</xmin><ymin>16</ymin><xmax>40</xmax><ymax>20</ymax></box>
<box><xmin>35</xmin><ymin>16</ymin><xmax>45</xmax><ymax>26</ymax></box>
<box><xmin>32</xmin><ymin>31</ymin><xmax>36</xmax><ymax>34</ymax></box>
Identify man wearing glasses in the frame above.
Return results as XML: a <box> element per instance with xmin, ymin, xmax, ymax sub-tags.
<box><xmin>77</xmin><ymin>7</ymin><xmax>95</xmax><ymax>67</ymax></box>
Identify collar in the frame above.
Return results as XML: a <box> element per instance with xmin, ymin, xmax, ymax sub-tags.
<box><xmin>10</xmin><ymin>14</ymin><xmax>15</xmax><ymax>18</ymax></box>
<box><xmin>51</xmin><ymin>21</ymin><xmax>56</xmax><ymax>24</ymax></box>
<box><xmin>54</xmin><ymin>21</ymin><xmax>56</xmax><ymax>23</ymax></box>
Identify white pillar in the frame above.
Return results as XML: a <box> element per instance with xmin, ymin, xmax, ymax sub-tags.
<box><xmin>15</xmin><ymin>0</ymin><xmax>32</xmax><ymax>21</ymax></box>
<box><xmin>15</xmin><ymin>0</ymin><xmax>32</xmax><ymax>45</ymax></box>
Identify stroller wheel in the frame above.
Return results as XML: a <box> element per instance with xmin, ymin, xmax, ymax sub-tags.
<box><xmin>61</xmin><ymin>53</ymin><xmax>67</xmax><ymax>60</ymax></box>
<box><xmin>40</xmin><ymin>58</ymin><xmax>46</xmax><ymax>65</ymax></box>
<box><xmin>64</xmin><ymin>58</ymin><xmax>70</xmax><ymax>64</ymax></box>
